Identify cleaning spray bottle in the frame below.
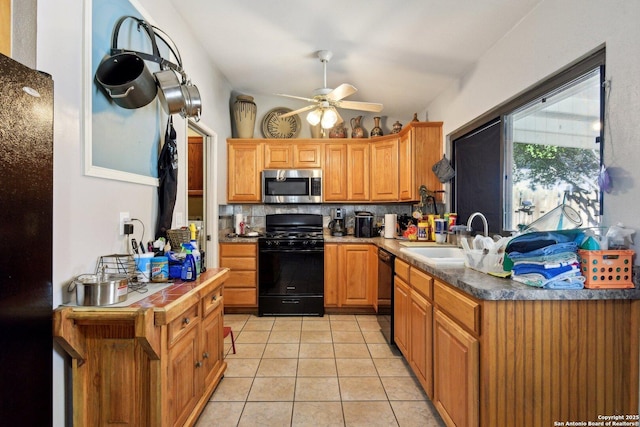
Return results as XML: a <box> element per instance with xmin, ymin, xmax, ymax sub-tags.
<box><xmin>189</xmin><ymin>240</ymin><xmax>201</xmax><ymax>277</ymax></box>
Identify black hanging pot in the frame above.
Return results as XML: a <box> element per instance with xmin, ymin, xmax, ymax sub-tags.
<box><xmin>95</xmin><ymin>16</ymin><xmax>163</xmax><ymax>109</ymax></box>
<box><xmin>95</xmin><ymin>52</ymin><xmax>158</xmax><ymax>109</ymax></box>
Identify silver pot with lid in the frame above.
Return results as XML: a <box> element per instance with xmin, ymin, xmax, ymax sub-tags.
<box><xmin>68</xmin><ymin>271</ymin><xmax>129</xmax><ymax>306</ymax></box>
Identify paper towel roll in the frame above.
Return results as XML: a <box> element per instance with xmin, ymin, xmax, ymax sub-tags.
<box><xmin>384</xmin><ymin>214</ymin><xmax>397</xmax><ymax>238</ymax></box>
<box><xmin>234</xmin><ymin>213</ymin><xmax>244</xmax><ymax>235</ymax></box>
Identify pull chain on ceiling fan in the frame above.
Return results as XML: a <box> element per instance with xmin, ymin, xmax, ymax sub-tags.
<box><xmin>278</xmin><ymin>50</ymin><xmax>383</xmax><ymax>129</ymax></box>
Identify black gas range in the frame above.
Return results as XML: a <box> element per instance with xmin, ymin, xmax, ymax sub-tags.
<box><xmin>258</xmin><ymin>214</ymin><xmax>324</xmax><ymax>316</ymax></box>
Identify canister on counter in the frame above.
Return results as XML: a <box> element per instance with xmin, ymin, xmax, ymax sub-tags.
<box><xmin>434</xmin><ymin>219</ymin><xmax>447</xmax><ymax>244</ymax></box>
<box><xmin>151</xmin><ymin>256</ymin><xmax>169</xmax><ymax>282</ymax></box>
<box><xmin>417</xmin><ymin>221</ymin><xmax>429</xmax><ymax>241</ymax></box>
<box><xmin>427</xmin><ymin>214</ymin><xmax>440</xmax><ymax>241</ymax></box>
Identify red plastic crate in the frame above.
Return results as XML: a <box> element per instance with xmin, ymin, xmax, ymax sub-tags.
<box><xmin>578</xmin><ymin>249</ymin><xmax>635</xmax><ymax>289</ymax></box>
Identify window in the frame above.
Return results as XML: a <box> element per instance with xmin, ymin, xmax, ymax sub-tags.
<box><xmin>451</xmin><ymin>48</ymin><xmax>605</xmax><ymax>234</ymax></box>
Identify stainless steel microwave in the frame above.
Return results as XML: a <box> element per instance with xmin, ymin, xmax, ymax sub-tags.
<box><xmin>262</xmin><ymin>169</ymin><xmax>322</xmax><ymax>204</ymax></box>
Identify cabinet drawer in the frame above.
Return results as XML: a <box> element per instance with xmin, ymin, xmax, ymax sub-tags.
<box><xmin>395</xmin><ymin>258</ymin><xmax>410</xmax><ymax>282</ymax></box>
<box><xmin>220</xmin><ymin>243</ymin><xmax>256</xmax><ymax>257</ymax></box>
<box><xmin>202</xmin><ymin>287</ymin><xmax>223</xmax><ymax>317</ymax></box>
<box><xmin>220</xmin><ymin>256</ymin><xmax>257</xmax><ymax>271</ymax></box>
<box><xmin>169</xmin><ymin>302</ymin><xmax>200</xmax><ymax>346</ymax></box>
<box><xmin>226</xmin><ymin>271</ymin><xmax>256</xmax><ymax>287</ymax></box>
<box><xmin>434</xmin><ymin>280</ymin><xmax>481</xmax><ymax>335</ymax></box>
<box><xmin>410</xmin><ymin>268</ymin><xmax>433</xmax><ymax>300</ymax></box>
<box><xmin>225</xmin><ymin>288</ymin><xmax>257</xmax><ymax>306</ymax></box>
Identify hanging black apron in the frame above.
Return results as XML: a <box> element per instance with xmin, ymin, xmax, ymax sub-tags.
<box><xmin>156</xmin><ymin>116</ymin><xmax>178</xmax><ymax>239</ymax></box>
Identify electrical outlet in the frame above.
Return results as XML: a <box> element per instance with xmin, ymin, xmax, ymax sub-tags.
<box><xmin>119</xmin><ymin>212</ymin><xmax>130</xmax><ymax>235</ymax></box>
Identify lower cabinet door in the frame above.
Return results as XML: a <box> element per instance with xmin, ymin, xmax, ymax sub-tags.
<box><xmin>201</xmin><ymin>304</ymin><xmax>223</xmax><ymax>387</ymax></box>
<box><xmin>433</xmin><ymin>310</ymin><xmax>479</xmax><ymax>427</ymax></box>
<box><xmin>393</xmin><ymin>276</ymin><xmax>410</xmax><ymax>357</ymax></box>
<box><xmin>167</xmin><ymin>324</ymin><xmax>201</xmax><ymax>427</ymax></box>
<box><xmin>409</xmin><ymin>290</ymin><xmax>433</xmax><ymax>398</ymax></box>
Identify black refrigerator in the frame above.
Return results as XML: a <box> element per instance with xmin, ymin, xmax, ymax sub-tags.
<box><xmin>0</xmin><ymin>53</ymin><xmax>53</xmax><ymax>425</ymax></box>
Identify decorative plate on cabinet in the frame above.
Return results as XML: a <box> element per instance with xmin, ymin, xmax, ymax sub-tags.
<box><xmin>261</xmin><ymin>107</ymin><xmax>301</xmax><ymax>138</ymax></box>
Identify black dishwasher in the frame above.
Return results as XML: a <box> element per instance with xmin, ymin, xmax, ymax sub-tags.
<box><xmin>377</xmin><ymin>248</ymin><xmax>395</xmax><ymax>345</ymax></box>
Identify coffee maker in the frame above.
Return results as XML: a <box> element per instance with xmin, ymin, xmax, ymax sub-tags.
<box><xmin>329</xmin><ymin>208</ymin><xmax>346</xmax><ymax>236</ymax></box>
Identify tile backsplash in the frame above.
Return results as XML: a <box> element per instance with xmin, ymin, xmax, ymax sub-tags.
<box><xmin>219</xmin><ymin>203</ymin><xmax>433</xmax><ymax>235</ymax></box>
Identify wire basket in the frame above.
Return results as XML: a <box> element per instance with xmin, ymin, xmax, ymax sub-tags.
<box><xmin>96</xmin><ymin>254</ymin><xmax>135</xmax><ymax>278</ymax></box>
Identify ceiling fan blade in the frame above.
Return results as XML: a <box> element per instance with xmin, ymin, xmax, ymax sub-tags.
<box><xmin>279</xmin><ymin>105</ymin><xmax>317</xmax><ymax>118</ymax></box>
<box><xmin>276</xmin><ymin>93</ymin><xmax>317</xmax><ymax>103</ymax></box>
<box><xmin>326</xmin><ymin>83</ymin><xmax>357</xmax><ymax>102</ymax></box>
<box><xmin>335</xmin><ymin>100</ymin><xmax>384</xmax><ymax>113</ymax></box>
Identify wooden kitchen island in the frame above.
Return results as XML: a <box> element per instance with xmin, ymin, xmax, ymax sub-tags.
<box><xmin>53</xmin><ymin>268</ymin><xmax>229</xmax><ymax>427</ymax></box>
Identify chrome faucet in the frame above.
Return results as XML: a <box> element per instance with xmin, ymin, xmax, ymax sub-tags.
<box><xmin>467</xmin><ymin>212</ymin><xmax>489</xmax><ymax>237</ymax></box>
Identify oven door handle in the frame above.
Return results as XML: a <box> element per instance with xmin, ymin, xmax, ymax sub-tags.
<box><xmin>259</xmin><ymin>248</ymin><xmax>324</xmax><ymax>253</ymax></box>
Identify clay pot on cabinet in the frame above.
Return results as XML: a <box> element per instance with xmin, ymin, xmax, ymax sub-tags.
<box><xmin>233</xmin><ymin>95</ymin><xmax>257</xmax><ymax>138</ymax></box>
<box><xmin>370</xmin><ymin>116</ymin><xmax>383</xmax><ymax>137</ymax></box>
<box><xmin>329</xmin><ymin>122</ymin><xmax>347</xmax><ymax>138</ymax></box>
<box><xmin>350</xmin><ymin>115</ymin><xmax>365</xmax><ymax>138</ymax></box>
<box><xmin>391</xmin><ymin>120</ymin><xmax>403</xmax><ymax>134</ymax></box>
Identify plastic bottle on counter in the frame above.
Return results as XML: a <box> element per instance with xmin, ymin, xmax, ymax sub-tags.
<box><xmin>181</xmin><ymin>253</ymin><xmax>196</xmax><ymax>281</ymax></box>
<box><xmin>190</xmin><ymin>239</ymin><xmax>201</xmax><ymax>276</ymax></box>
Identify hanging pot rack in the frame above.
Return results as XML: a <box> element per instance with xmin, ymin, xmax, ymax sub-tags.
<box><xmin>98</xmin><ymin>15</ymin><xmax>201</xmax><ymax>120</ymax></box>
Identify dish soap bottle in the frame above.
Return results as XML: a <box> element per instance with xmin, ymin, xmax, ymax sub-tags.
<box><xmin>181</xmin><ymin>253</ymin><xmax>196</xmax><ymax>281</ymax></box>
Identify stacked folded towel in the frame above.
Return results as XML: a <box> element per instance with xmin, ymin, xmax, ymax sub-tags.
<box><xmin>507</xmin><ymin>233</ymin><xmax>585</xmax><ymax>289</ymax></box>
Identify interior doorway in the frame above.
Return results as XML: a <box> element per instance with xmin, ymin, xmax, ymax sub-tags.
<box><xmin>187</xmin><ymin>121</ymin><xmax>219</xmax><ymax>269</ymax></box>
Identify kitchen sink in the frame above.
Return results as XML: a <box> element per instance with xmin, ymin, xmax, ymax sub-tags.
<box><xmin>399</xmin><ymin>246</ymin><xmax>466</xmax><ymax>267</ymax></box>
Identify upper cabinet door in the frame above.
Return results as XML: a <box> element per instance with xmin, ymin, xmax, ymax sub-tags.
<box><xmin>370</xmin><ymin>137</ymin><xmax>399</xmax><ymax>201</ymax></box>
<box><xmin>323</xmin><ymin>143</ymin><xmax>348</xmax><ymax>201</ymax></box>
<box><xmin>227</xmin><ymin>141</ymin><xmax>263</xmax><ymax>202</ymax></box>
<box><xmin>264</xmin><ymin>143</ymin><xmax>293</xmax><ymax>169</ymax></box>
<box><xmin>293</xmin><ymin>143</ymin><xmax>322</xmax><ymax>168</ymax></box>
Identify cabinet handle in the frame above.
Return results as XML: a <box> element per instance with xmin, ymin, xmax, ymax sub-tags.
<box><xmin>195</xmin><ymin>361</ymin><xmax>202</xmax><ymax>368</ymax></box>
<box><xmin>183</xmin><ymin>317</ymin><xmax>190</xmax><ymax>325</ymax></box>
<box><xmin>202</xmin><ymin>352</ymin><xmax>209</xmax><ymax>359</ymax></box>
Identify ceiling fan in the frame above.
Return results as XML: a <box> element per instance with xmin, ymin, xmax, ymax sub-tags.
<box><xmin>278</xmin><ymin>50</ymin><xmax>383</xmax><ymax>129</ymax></box>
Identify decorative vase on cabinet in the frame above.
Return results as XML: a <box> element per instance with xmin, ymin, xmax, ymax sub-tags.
<box><xmin>351</xmin><ymin>115</ymin><xmax>365</xmax><ymax>138</ymax></box>
<box><xmin>391</xmin><ymin>120</ymin><xmax>403</xmax><ymax>134</ymax></box>
<box><xmin>370</xmin><ymin>116</ymin><xmax>383</xmax><ymax>137</ymax></box>
<box><xmin>233</xmin><ymin>95</ymin><xmax>257</xmax><ymax>138</ymax></box>
<box><xmin>329</xmin><ymin>122</ymin><xmax>347</xmax><ymax>138</ymax></box>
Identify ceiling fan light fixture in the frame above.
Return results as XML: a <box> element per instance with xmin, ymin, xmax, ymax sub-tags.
<box><xmin>321</xmin><ymin>108</ymin><xmax>338</xmax><ymax>129</ymax></box>
<box><xmin>306</xmin><ymin>109</ymin><xmax>322</xmax><ymax>126</ymax></box>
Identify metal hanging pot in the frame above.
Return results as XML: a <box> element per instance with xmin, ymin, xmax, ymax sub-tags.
<box><xmin>155</xmin><ymin>69</ymin><xmax>185</xmax><ymax>115</ymax></box>
<box><xmin>95</xmin><ymin>16</ymin><xmax>162</xmax><ymax>109</ymax></box>
<box><xmin>95</xmin><ymin>53</ymin><xmax>158</xmax><ymax>109</ymax></box>
<box><xmin>181</xmin><ymin>82</ymin><xmax>202</xmax><ymax>121</ymax></box>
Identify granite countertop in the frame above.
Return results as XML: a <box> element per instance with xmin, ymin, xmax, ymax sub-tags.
<box><xmin>220</xmin><ymin>231</ymin><xmax>640</xmax><ymax>301</ymax></box>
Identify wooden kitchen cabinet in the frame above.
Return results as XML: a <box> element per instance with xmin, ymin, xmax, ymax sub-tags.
<box><xmin>226</xmin><ymin>122</ymin><xmax>442</xmax><ymax>204</ymax></box>
<box><xmin>409</xmin><ymin>268</ymin><xmax>434</xmax><ymax>398</ymax></box>
<box><xmin>433</xmin><ymin>309</ymin><xmax>479</xmax><ymax>427</ymax></box>
<box><xmin>53</xmin><ymin>269</ymin><xmax>228</xmax><ymax>427</ymax></box>
<box><xmin>347</xmin><ymin>142</ymin><xmax>370</xmax><ymax>201</ymax></box>
<box><xmin>393</xmin><ymin>273</ymin><xmax>410</xmax><ymax>357</ymax></box>
<box><xmin>219</xmin><ymin>243</ymin><xmax>257</xmax><ymax>309</ymax></box>
<box><xmin>370</xmin><ymin>137</ymin><xmax>399</xmax><ymax>201</ymax></box>
<box><xmin>188</xmin><ymin>136</ymin><xmax>203</xmax><ymax>196</ymax></box>
<box><xmin>227</xmin><ymin>140</ymin><xmax>263</xmax><ymax>202</ymax></box>
<box><xmin>323</xmin><ymin>143</ymin><xmax>348</xmax><ymax>201</ymax></box>
<box><xmin>324</xmin><ymin>243</ymin><xmax>377</xmax><ymax>308</ymax></box>
<box><xmin>264</xmin><ymin>141</ymin><xmax>322</xmax><ymax>169</ymax></box>
<box><xmin>323</xmin><ymin>143</ymin><xmax>369</xmax><ymax>202</ymax></box>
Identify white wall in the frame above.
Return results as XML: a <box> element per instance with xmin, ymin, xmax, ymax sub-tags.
<box><xmin>36</xmin><ymin>1</ymin><xmax>232</xmax><ymax>425</ymax></box>
<box><xmin>426</xmin><ymin>0</ymin><xmax>640</xmax><ymax>249</ymax></box>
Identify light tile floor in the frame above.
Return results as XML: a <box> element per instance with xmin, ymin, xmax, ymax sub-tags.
<box><xmin>195</xmin><ymin>314</ymin><xmax>445</xmax><ymax>427</ymax></box>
